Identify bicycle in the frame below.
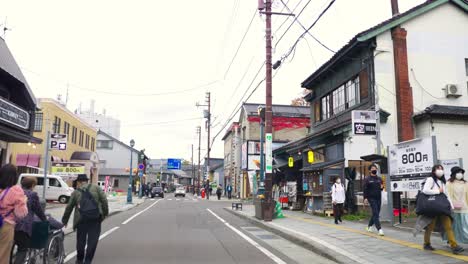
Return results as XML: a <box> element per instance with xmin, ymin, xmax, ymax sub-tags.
<box><xmin>10</xmin><ymin>229</ymin><xmax>65</xmax><ymax>264</ymax></box>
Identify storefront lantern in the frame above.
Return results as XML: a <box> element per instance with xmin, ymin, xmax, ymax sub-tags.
<box><xmin>307</xmin><ymin>150</ymin><xmax>314</xmax><ymax>163</ymax></box>
<box><xmin>288</xmin><ymin>157</ymin><xmax>294</xmax><ymax>168</ymax></box>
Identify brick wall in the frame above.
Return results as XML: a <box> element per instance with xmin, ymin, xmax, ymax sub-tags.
<box><xmin>392</xmin><ymin>27</ymin><xmax>415</xmax><ymax>142</ymax></box>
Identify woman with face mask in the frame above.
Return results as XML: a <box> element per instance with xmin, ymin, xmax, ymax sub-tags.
<box><xmin>447</xmin><ymin>166</ymin><xmax>468</xmax><ymax>243</ymax></box>
<box><xmin>421</xmin><ymin>165</ymin><xmax>464</xmax><ymax>254</ymax></box>
<box><xmin>331</xmin><ymin>177</ymin><xmax>345</xmax><ymax>225</ymax></box>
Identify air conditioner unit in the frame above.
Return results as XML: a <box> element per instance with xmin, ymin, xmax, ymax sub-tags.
<box><xmin>444</xmin><ymin>84</ymin><xmax>462</xmax><ymax>98</ymax></box>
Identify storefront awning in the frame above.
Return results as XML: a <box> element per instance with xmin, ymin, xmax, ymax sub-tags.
<box><xmin>301</xmin><ymin>158</ymin><xmax>345</xmax><ymax>171</ymax></box>
<box><xmin>0</xmin><ymin>124</ymin><xmax>42</xmax><ymax>144</ymax></box>
<box><xmin>26</xmin><ymin>154</ymin><xmax>40</xmax><ymax>167</ymax></box>
<box><xmin>16</xmin><ymin>154</ymin><xmax>28</xmax><ymax>166</ymax></box>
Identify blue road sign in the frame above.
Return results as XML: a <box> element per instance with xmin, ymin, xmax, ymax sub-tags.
<box><xmin>138</xmin><ymin>163</ymin><xmax>145</xmax><ymax>170</ymax></box>
<box><xmin>167</xmin><ymin>159</ymin><xmax>182</xmax><ymax>170</ymax></box>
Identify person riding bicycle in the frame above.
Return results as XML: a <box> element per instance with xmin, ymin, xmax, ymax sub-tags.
<box><xmin>13</xmin><ymin>177</ymin><xmax>47</xmax><ymax>264</ymax></box>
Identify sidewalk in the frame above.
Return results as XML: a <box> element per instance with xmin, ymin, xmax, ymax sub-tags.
<box><xmin>226</xmin><ymin>205</ymin><xmax>468</xmax><ymax>264</ymax></box>
<box><xmin>46</xmin><ymin>195</ymin><xmax>146</xmax><ymax>235</ymax></box>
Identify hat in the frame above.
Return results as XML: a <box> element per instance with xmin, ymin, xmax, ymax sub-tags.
<box><xmin>76</xmin><ymin>174</ymin><xmax>89</xmax><ymax>182</ymax></box>
<box><xmin>450</xmin><ymin>166</ymin><xmax>465</xmax><ymax>177</ymax></box>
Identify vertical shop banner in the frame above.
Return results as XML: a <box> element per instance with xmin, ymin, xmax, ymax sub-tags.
<box><xmin>104</xmin><ymin>176</ymin><xmax>110</xmax><ymax>193</ymax></box>
<box><xmin>241</xmin><ymin>143</ymin><xmax>247</xmax><ymax>170</ymax></box>
<box><xmin>265</xmin><ymin>133</ymin><xmax>272</xmax><ymax>173</ymax></box>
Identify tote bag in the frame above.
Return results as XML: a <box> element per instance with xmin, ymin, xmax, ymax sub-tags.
<box><xmin>416</xmin><ymin>180</ymin><xmax>451</xmax><ymax>217</ymax></box>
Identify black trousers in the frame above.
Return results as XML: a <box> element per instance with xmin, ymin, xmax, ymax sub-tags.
<box><xmin>76</xmin><ymin>220</ymin><xmax>101</xmax><ymax>264</ymax></box>
<box><xmin>13</xmin><ymin>231</ymin><xmax>30</xmax><ymax>264</ymax></box>
<box><xmin>227</xmin><ymin>191</ymin><xmax>232</xmax><ymax>199</ymax></box>
<box><xmin>333</xmin><ymin>203</ymin><xmax>344</xmax><ymax>222</ymax></box>
<box><xmin>368</xmin><ymin>198</ymin><xmax>382</xmax><ymax>230</ymax></box>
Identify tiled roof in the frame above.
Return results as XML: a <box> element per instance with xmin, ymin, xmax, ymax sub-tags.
<box><xmin>413</xmin><ymin>104</ymin><xmax>468</xmax><ymax>120</ymax></box>
<box><xmin>302</xmin><ymin>0</ymin><xmax>468</xmax><ymax>88</ymax></box>
<box><xmin>242</xmin><ymin>103</ymin><xmax>310</xmax><ymax>117</ymax></box>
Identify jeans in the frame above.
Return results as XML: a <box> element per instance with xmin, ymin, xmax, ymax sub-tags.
<box><xmin>424</xmin><ymin>215</ymin><xmax>458</xmax><ymax>248</ymax></box>
<box><xmin>76</xmin><ymin>220</ymin><xmax>101</xmax><ymax>264</ymax></box>
<box><xmin>368</xmin><ymin>198</ymin><xmax>382</xmax><ymax>230</ymax></box>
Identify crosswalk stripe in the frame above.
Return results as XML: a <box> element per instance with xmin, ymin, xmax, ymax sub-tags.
<box><xmin>168</xmin><ymin>199</ymin><xmax>172</xmax><ymax>201</ymax></box>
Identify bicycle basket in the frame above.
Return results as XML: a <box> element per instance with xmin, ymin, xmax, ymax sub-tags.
<box><xmin>30</xmin><ymin>221</ymin><xmax>50</xmax><ymax>249</ymax></box>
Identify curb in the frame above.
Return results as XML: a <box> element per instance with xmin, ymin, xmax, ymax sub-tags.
<box><xmin>63</xmin><ymin>200</ymin><xmax>146</xmax><ymax>237</ymax></box>
<box><xmin>224</xmin><ymin>208</ymin><xmax>360</xmax><ymax>264</ymax></box>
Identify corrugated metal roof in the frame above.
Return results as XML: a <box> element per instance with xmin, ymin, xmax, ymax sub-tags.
<box><xmin>0</xmin><ymin>37</ymin><xmax>36</xmax><ymax>104</ymax></box>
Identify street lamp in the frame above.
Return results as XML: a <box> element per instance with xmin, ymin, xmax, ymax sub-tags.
<box><xmin>127</xmin><ymin>139</ymin><xmax>135</xmax><ymax>204</ymax></box>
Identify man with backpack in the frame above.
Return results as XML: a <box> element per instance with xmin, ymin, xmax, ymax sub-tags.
<box><xmin>62</xmin><ymin>174</ymin><xmax>109</xmax><ymax>264</ymax></box>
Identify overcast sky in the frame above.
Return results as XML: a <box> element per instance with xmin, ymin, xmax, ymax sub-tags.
<box><xmin>1</xmin><ymin>0</ymin><xmax>424</xmax><ymax>161</ymax></box>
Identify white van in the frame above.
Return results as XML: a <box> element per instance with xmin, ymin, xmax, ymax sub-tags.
<box><xmin>18</xmin><ymin>174</ymin><xmax>74</xmax><ymax>204</ymax></box>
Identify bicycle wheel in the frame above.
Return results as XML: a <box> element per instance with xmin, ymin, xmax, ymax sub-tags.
<box><xmin>9</xmin><ymin>244</ymin><xmax>17</xmax><ymax>264</ymax></box>
<box><xmin>44</xmin><ymin>235</ymin><xmax>64</xmax><ymax>264</ymax></box>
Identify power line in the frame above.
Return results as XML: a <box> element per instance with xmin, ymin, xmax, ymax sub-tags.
<box><xmin>273</xmin><ymin>0</ymin><xmax>304</xmax><ymax>37</ymax></box>
<box><xmin>223</xmin><ymin>10</ymin><xmax>258</xmax><ymax>80</ymax></box>
<box><xmin>279</xmin><ymin>0</ymin><xmax>337</xmax><ymax>63</ymax></box>
<box><xmin>280</xmin><ymin>0</ymin><xmax>335</xmax><ymax>53</ymax></box>
<box><xmin>273</xmin><ymin>0</ymin><xmax>313</xmax><ymax>51</ymax></box>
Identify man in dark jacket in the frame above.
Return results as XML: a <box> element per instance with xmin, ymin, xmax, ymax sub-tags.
<box><xmin>363</xmin><ymin>164</ymin><xmax>384</xmax><ymax>236</ymax></box>
<box><xmin>62</xmin><ymin>174</ymin><xmax>109</xmax><ymax>264</ymax></box>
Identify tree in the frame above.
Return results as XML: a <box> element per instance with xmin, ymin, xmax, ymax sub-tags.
<box><xmin>182</xmin><ymin>159</ymin><xmax>191</xmax><ymax>165</ymax></box>
<box><xmin>291</xmin><ymin>89</ymin><xmax>311</xmax><ymax>106</ymax></box>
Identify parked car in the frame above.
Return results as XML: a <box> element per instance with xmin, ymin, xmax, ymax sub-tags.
<box><xmin>151</xmin><ymin>186</ymin><xmax>164</xmax><ymax>198</ymax></box>
<box><xmin>175</xmin><ymin>187</ymin><xmax>186</xmax><ymax>198</ymax></box>
<box><xmin>18</xmin><ymin>174</ymin><xmax>74</xmax><ymax>204</ymax></box>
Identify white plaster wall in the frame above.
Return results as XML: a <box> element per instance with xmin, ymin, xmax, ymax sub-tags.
<box><xmin>96</xmin><ymin>133</ymin><xmax>138</xmax><ymax>169</ymax></box>
<box><xmin>344</xmin><ymin>132</ymin><xmax>377</xmax><ymax>167</ymax></box>
<box><xmin>432</xmin><ymin>120</ymin><xmax>468</xmax><ymax>163</ymax></box>
<box><xmin>402</xmin><ymin>3</ymin><xmax>468</xmax><ymax>110</ymax></box>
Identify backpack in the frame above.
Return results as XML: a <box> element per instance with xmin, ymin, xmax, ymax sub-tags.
<box><xmin>0</xmin><ymin>188</ymin><xmax>12</xmax><ymax>228</ymax></box>
<box><xmin>78</xmin><ymin>185</ymin><xmax>101</xmax><ymax>222</ymax></box>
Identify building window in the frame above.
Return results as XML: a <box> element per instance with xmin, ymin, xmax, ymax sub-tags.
<box><xmin>332</xmin><ymin>85</ymin><xmax>345</xmax><ymax>115</ymax></box>
<box><xmin>79</xmin><ymin>131</ymin><xmax>84</xmax><ymax>147</ymax></box>
<box><xmin>71</xmin><ymin>127</ymin><xmax>77</xmax><ymax>144</ymax></box>
<box><xmin>53</xmin><ymin>116</ymin><xmax>61</xmax><ymax>134</ymax></box>
<box><xmin>465</xmin><ymin>58</ymin><xmax>468</xmax><ymax>76</ymax></box>
<box><xmin>318</xmin><ymin>76</ymin><xmax>360</xmax><ymax>121</ymax></box>
<box><xmin>321</xmin><ymin>95</ymin><xmax>330</xmax><ymax>120</ymax></box>
<box><xmin>34</xmin><ymin>112</ymin><xmax>43</xmax><ymax>132</ymax></box>
<box><xmin>63</xmin><ymin>122</ymin><xmax>70</xmax><ymax>139</ymax></box>
<box><xmin>85</xmin><ymin>134</ymin><xmax>90</xmax><ymax>149</ymax></box>
<box><xmin>97</xmin><ymin>140</ymin><xmax>113</xmax><ymax>149</ymax></box>
<box><xmin>91</xmin><ymin>137</ymin><xmax>95</xmax><ymax>151</ymax></box>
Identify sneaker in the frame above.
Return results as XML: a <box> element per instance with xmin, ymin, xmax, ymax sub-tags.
<box><xmin>366</xmin><ymin>226</ymin><xmax>373</xmax><ymax>233</ymax></box>
<box><xmin>452</xmin><ymin>246</ymin><xmax>464</xmax><ymax>255</ymax></box>
<box><xmin>339</xmin><ymin>218</ymin><xmax>342</xmax><ymax>223</ymax></box>
<box><xmin>335</xmin><ymin>220</ymin><xmax>338</xmax><ymax>225</ymax></box>
<box><xmin>378</xmin><ymin>229</ymin><xmax>384</xmax><ymax>236</ymax></box>
<box><xmin>424</xmin><ymin>244</ymin><xmax>435</xmax><ymax>251</ymax></box>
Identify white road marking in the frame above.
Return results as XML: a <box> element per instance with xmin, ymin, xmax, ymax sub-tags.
<box><xmin>176</xmin><ymin>199</ymin><xmax>180</xmax><ymax>201</ymax></box>
<box><xmin>207</xmin><ymin>209</ymin><xmax>286</xmax><ymax>264</ymax></box>
<box><xmin>64</xmin><ymin>226</ymin><xmax>120</xmax><ymax>263</ymax></box>
<box><xmin>168</xmin><ymin>199</ymin><xmax>173</xmax><ymax>201</ymax></box>
<box><xmin>150</xmin><ymin>198</ymin><xmax>155</xmax><ymax>201</ymax></box>
<box><xmin>122</xmin><ymin>199</ymin><xmax>160</xmax><ymax>225</ymax></box>
<box><xmin>269</xmin><ymin>222</ymin><xmax>370</xmax><ymax>264</ymax></box>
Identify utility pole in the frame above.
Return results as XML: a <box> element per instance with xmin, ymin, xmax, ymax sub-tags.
<box><xmin>205</xmin><ymin>92</ymin><xmax>211</xmax><ymax>181</ymax></box>
<box><xmin>191</xmin><ymin>144</ymin><xmax>194</xmax><ymax>192</ymax></box>
<box><xmin>197</xmin><ymin>126</ymin><xmax>201</xmax><ymax>195</ymax></box>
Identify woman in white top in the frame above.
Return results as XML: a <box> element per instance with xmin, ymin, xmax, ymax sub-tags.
<box><xmin>422</xmin><ymin>165</ymin><xmax>464</xmax><ymax>255</ymax></box>
<box><xmin>331</xmin><ymin>176</ymin><xmax>346</xmax><ymax>225</ymax></box>
<box><xmin>447</xmin><ymin>166</ymin><xmax>468</xmax><ymax>243</ymax></box>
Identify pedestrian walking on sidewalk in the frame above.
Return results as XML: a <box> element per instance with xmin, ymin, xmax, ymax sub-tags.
<box><xmin>0</xmin><ymin>164</ymin><xmax>28</xmax><ymax>264</ymax></box>
<box><xmin>13</xmin><ymin>177</ymin><xmax>47</xmax><ymax>264</ymax></box>
<box><xmin>363</xmin><ymin>164</ymin><xmax>385</xmax><ymax>236</ymax></box>
<box><xmin>447</xmin><ymin>166</ymin><xmax>468</xmax><ymax>243</ymax></box>
<box><xmin>62</xmin><ymin>174</ymin><xmax>109</xmax><ymax>264</ymax></box>
<box><xmin>331</xmin><ymin>177</ymin><xmax>345</xmax><ymax>225</ymax></box>
<box><xmin>216</xmin><ymin>185</ymin><xmax>222</xmax><ymax>200</ymax></box>
<box><xmin>415</xmin><ymin>165</ymin><xmax>464</xmax><ymax>255</ymax></box>
<box><xmin>227</xmin><ymin>184</ymin><xmax>233</xmax><ymax>200</ymax></box>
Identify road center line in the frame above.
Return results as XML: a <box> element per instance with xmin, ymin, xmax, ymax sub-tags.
<box><xmin>206</xmin><ymin>209</ymin><xmax>286</xmax><ymax>264</ymax></box>
<box><xmin>122</xmin><ymin>199</ymin><xmax>160</xmax><ymax>225</ymax></box>
<box><xmin>64</xmin><ymin>226</ymin><xmax>120</xmax><ymax>263</ymax></box>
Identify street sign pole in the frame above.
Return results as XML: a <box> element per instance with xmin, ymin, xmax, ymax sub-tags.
<box><xmin>42</xmin><ymin>129</ymin><xmax>51</xmax><ymax>202</ymax></box>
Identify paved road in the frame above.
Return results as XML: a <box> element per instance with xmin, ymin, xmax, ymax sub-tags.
<box><xmin>62</xmin><ymin>194</ymin><xmax>335</xmax><ymax>264</ymax></box>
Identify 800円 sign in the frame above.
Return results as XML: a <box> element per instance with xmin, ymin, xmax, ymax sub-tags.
<box><xmin>388</xmin><ymin>136</ymin><xmax>437</xmax><ymax>179</ymax></box>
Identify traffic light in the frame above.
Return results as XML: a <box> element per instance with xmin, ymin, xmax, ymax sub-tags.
<box><xmin>288</xmin><ymin>157</ymin><xmax>294</xmax><ymax>168</ymax></box>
